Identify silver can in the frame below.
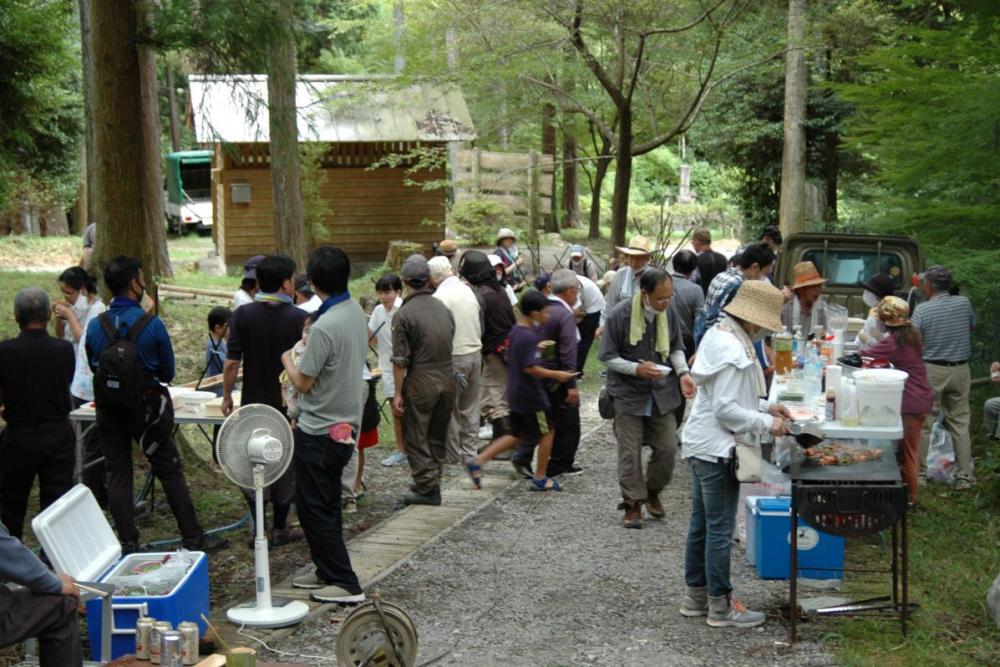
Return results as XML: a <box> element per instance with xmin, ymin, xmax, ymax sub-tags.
<box><xmin>150</xmin><ymin>620</ymin><xmax>172</xmax><ymax>664</ymax></box>
<box><xmin>177</xmin><ymin>621</ymin><xmax>199</xmax><ymax>665</ymax></box>
<box><xmin>135</xmin><ymin>616</ymin><xmax>155</xmax><ymax>659</ymax></box>
<box><xmin>161</xmin><ymin>631</ymin><xmax>183</xmax><ymax>667</ymax></box>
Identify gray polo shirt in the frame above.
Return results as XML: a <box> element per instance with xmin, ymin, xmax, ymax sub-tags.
<box><xmin>296</xmin><ymin>299</ymin><xmax>368</xmax><ymax>436</ymax></box>
<box><xmin>911</xmin><ymin>293</ymin><xmax>976</xmax><ymax>363</ymax></box>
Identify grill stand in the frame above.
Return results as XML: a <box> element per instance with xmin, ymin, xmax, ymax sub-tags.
<box><xmin>789</xmin><ymin>483</ymin><xmax>909</xmax><ymax>642</ymax></box>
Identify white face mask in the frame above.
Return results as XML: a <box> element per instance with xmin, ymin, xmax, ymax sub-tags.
<box><xmin>863</xmin><ymin>290</ymin><xmax>880</xmax><ymax>308</ymax></box>
<box><xmin>507</xmin><ymin>244</ymin><xmax>519</xmax><ymax>260</ymax></box>
<box><xmin>72</xmin><ymin>292</ymin><xmax>89</xmax><ymax>319</ymax></box>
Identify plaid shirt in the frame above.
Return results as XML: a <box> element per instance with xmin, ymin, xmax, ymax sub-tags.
<box><xmin>702</xmin><ymin>267</ymin><xmax>743</xmax><ymax>329</ymax></box>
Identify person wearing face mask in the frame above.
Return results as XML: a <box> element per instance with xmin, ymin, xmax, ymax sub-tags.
<box><xmin>855</xmin><ymin>273</ymin><xmax>896</xmax><ymax>348</ymax></box>
<box><xmin>693</xmin><ymin>243</ymin><xmax>776</xmax><ymax>349</ymax></box>
<box><xmin>53</xmin><ymin>267</ymin><xmax>106</xmax><ymax>407</ymax></box>
<box><xmin>780</xmin><ymin>261</ymin><xmax>829</xmax><ymax>334</ymax></box>
<box><xmin>494</xmin><ymin>228</ymin><xmax>525</xmax><ymax>288</ymax></box>
<box><xmin>86</xmin><ymin>256</ymin><xmax>227</xmax><ymax>554</ymax></box>
<box><xmin>599</xmin><ymin>268</ymin><xmax>696</xmax><ymax>529</ymax></box>
<box><xmin>600</xmin><ymin>235</ymin><xmax>655</xmax><ymax>336</ymax></box>
<box><xmin>680</xmin><ymin>280</ymin><xmax>790</xmax><ymax>629</ymax></box>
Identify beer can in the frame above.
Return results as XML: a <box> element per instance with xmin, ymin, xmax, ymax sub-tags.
<box><xmin>161</xmin><ymin>631</ymin><xmax>183</xmax><ymax>667</ymax></box>
<box><xmin>177</xmin><ymin>621</ymin><xmax>199</xmax><ymax>665</ymax></box>
<box><xmin>150</xmin><ymin>621</ymin><xmax>173</xmax><ymax>664</ymax></box>
<box><xmin>135</xmin><ymin>616</ymin><xmax>156</xmax><ymax>660</ymax></box>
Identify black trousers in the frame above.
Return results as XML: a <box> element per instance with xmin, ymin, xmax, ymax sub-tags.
<box><xmin>576</xmin><ymin>311</ymin><xmax>601</xmax><ymax>372</ymax></box>
<box><xmin>294</xmin><ymin>429</ymin><xmax>362</xmax><ymax>594</ymax></box>
<box><xmin>96</xmin><ymin>390</ymin><xmax>202</xmax><ymax>544</ymax></box>
<box><xmin>0</xmin><ymin>586</ymin><xmax>82</xmax><ymax>666</ymax></box>
<box><xmin>0</xmin><ymin>420</ymin><xmax>75</xmax><ymax>541</ymax></box>
<box><xmin>72</xmin><ymin>396</ymin><xmax>108</xmax><ymax>508</ymax></box>
<box><xmin>513</xmin><ymin>385</ymin><xmax>581</xmax><ymax>477</ymax></box>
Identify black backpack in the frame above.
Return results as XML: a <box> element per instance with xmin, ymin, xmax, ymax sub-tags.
<box><xmin>94</xmin><ymin>312</ymin><xmax>154</xmax><ymax>412</ymax></box>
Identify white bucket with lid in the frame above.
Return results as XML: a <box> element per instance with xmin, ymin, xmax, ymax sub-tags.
<box><xmin>855</xmin><ymin>368</ymin><xmax>908</xmax><ymax>426</ymax></box>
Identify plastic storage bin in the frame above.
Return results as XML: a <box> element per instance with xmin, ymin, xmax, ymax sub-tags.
<box><xmin>855</xmin><ymin>368</ymin><xmax>908</xmax><ymax>427</ymax></box>
<box><xmin>745</xmin><ymin>496</ymin><xmax>845</xmax><ymax>580</ymax></box>
<box><xmin>32</xmin><ymin>484</ymin><xmax>209</xmax><ymax>660</ymax></box>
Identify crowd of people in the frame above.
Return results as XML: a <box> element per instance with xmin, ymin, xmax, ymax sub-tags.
<box><xmin>0</xmin><ymin>222</ymin><xmax>993</xmax><ymax>661</ymax></box>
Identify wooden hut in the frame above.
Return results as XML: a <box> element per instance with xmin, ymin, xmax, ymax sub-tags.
<box><xmin>188</xmin><ymin>74</ymin><xmax>476</xmax><ymax>265</ymax></box>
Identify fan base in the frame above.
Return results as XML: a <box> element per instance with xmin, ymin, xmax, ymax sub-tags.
<box><xmin>226</xmin><ymin>600</ymin><xmax>310</xmax><ymax>628</ymax></box>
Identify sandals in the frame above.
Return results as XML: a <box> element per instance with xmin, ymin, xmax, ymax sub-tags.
<box><xmin>529</xmin><ymin>476</ymin><xmax>561</xmax><ymax>492</ymax></box>
<box><xmin>465</xmin><ymin>460</ymin><xmax>483</xmax><ymax>489</ymax></box>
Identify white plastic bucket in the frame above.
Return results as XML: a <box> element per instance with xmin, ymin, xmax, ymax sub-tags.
<box><xmin>855</xmin><ymin>368</ymin><xmax>908</xmax><ymax>426</ymax></box>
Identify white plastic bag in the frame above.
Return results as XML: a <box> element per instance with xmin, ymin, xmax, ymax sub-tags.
<box><xmin>927</xmin><ymin>419</ymin><xmax>956</xmax><ymax>485</ymax></box>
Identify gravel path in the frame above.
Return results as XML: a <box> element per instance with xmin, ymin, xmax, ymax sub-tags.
<box><xmin>263</xmin><ymin>406</ymin><xmax>838</xmax><ymax>666</ymax></box>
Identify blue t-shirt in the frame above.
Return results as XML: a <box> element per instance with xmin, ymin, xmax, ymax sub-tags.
<box><xmin>506</xmin><ymin>324</ymin><xmax>549</xmax><ymax>414</ymax></box>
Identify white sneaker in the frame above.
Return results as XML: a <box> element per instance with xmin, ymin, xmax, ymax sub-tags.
<box><xmin>310</xmin><ymin>585</ymin><xmax>366</xmax><ymax>604</ymax></box>
<box><xmin>381</xmin><ymin>451</ymin><xmax>407</xmax><ymax>467</ymax></box>
<box><xmin>478</xmin><ymin>424</ymin><xmax>493</xmax><ymax>440</ymax></box>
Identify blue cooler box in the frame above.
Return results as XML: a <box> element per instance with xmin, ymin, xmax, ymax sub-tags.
<box><xmin>32</xmin><ymin>485</ymin><xmax>209</xmax><ymax>660</ymax></box>
<box><xmin>745</xmin><ymin>496</ymin><xmax>845</xmax><ymax>580</ymax></box>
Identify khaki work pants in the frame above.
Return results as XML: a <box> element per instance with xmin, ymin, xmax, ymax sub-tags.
<box><xmin>920</xmin><ymin>362</ymin><xmax>973</xmax><ymax>479</ymax></box>
<box><xmin>402</xmin><ymin>373</ymin><xmax>455</xmax><ymax>494</ymax></box>
<box><xmin>446</xmin><ymin>351</ymin><xmax>483</xmax><ymax>464</ymax></box>
<box><xmin>983</xmin><ymin>396</ymin><xmax>1000</xmax><ymax>440</ymax></box>
<box><xmin>614</xmin><ymin>403</ymin><xmax>678</xmax><ymax>502</ymax></box>
<box><xmin>480</xmin><ymin>352</ymin><xmax>509</xmax><ymax>422</ymax></box>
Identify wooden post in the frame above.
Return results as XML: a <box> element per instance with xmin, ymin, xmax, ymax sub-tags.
<box><xmin>471</xmin><ymin>147</ymin><xmax>481</xmax><ymax>197</ymax></box>
<box><xmin>528</xmin><ymin>151</ymin><xmax>539</xmax><ymax>231</ymax></box>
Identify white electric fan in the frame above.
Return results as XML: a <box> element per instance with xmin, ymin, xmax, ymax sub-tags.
<box><xmin>216</xmin><ymin>404</ymin><xmax>309</xmax><ymax>627</ymax></box>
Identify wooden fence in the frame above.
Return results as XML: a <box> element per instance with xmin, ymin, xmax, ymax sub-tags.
<box><xmin>453</xmin><ymin>149</ymin><xmax>555</xmax><ymax>228</ymax></box>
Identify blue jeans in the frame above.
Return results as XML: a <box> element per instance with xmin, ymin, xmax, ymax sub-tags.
<box><xmin>294</xmin><ymin>429</ymin><xmax>362</xmax><ymax>594</ymax></box>
<box><xmin>684</xmin><ymin>457</ymin><xmax>739</xmax><ymax>597</ymax></box>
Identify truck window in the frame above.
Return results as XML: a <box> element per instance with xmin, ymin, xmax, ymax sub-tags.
<box><xmin>802</xmin><ymin>249</ymin><xmax>905</xmax><ymax>288</ymax></box>
<box><xmin>179</xmin><ymin>164</ymin><xmax>211</xmax><ymax>199</ymax></box>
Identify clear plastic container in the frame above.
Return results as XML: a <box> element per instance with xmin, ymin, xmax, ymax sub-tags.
<box><xmin>839</xmin><ymin>378</ymin><xmax>858</xmax><ymax>426</ymax></box>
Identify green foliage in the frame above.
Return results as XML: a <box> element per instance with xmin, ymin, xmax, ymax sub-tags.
<box><xmin>836</xmin><ymin>4</ymin><xmax>1000</xmax><ymax>247</ymax></box>
<box><xmin>299</xmin><ymin>143</ymin><xmax>333</xmax><ymax>244</ymax></box>
<box><xmin>0</xmin><ymin>0</ymin><xmax>82</xmax><ymax>214</ymax></box>
<box><xmin>447</xmin><ymin>199</ymin><xmax>516</xmax><ymax>246</ymax></box>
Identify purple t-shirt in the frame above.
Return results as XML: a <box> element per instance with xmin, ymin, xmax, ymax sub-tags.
<box><xmin>866</xmin><ymin>334</ymin><xmax>934</xmax><ymax>415</ymax></box>
<box><xmin>506</xmin><ymin>324</ymin><xmax>550</xmax><ymax>414</ymax></box>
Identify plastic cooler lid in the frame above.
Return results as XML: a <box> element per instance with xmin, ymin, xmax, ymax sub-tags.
<box><xmin>756</xmin><ymin>497</ymin><xmax>791</xmax><ymax>513</ymax></box>
<box><xmin>31</xmin><ymin>484</ymin><xmax>121</xmax><ymax>582</ymax></box>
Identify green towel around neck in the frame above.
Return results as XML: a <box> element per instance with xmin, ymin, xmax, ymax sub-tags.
<box><xmin>629</xmin><ymin>291</ymin><xmax>670</xmax><ymax>355</ymax></box>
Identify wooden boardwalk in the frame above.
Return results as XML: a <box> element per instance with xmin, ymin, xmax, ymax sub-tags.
<box><xmin>214</xmin><ymin>461</ymin><xmax>519</xmax><ymax>648</ymax></box>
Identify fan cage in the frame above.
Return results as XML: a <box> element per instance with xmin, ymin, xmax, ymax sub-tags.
<box><xmin>216</xmin><ymin>404</ymin><xmax>294</xmax><ymax>488</ymax></box>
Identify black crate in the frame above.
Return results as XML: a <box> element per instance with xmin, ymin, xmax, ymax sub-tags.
<box><xmin>794</xmin><ymin>483</ymin><xmax>907</xmax><ymax>538</ymax></box>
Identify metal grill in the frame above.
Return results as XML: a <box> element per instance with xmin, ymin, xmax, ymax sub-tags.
<box><xmin>795</xmin><ymin>483</ymin><xmax>907</xmax><ymax>538</ymax></box>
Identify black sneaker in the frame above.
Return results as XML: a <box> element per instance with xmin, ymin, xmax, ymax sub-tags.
<box><xmin>511</xmin><ymin>459</ymin><xmax>534</xmax><ymax>479</ymax></box>
<box><xmin>183</xmin><ymin>532</ymin><xmax>229</xmax><ymax>552</ymax></box>
<box><xmin>564</xmin><ymin>465</ymin><xmax>584</xmax><ymax>476</ymax></box>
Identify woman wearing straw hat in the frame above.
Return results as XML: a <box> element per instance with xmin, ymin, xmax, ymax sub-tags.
<box><xmin>680</xmin><ymin>280</ymin><xmax>791</xmax><ymax>629</ymax></box>
<box><xmin>600</xmin><ymin>235</ymin><xmax>655</xmax><ymax>332</ymax></box>
<box><xmin>780</xmin><ymin>260</ymin><xmax>829</xmax><ymax>335</ymax></box>
<box><xmin>494</xmin><ymin>228</ymin><xmax>525</xmax><ymax>288</ymax></box>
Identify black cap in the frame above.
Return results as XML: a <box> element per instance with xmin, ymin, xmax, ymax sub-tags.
<box><xmin>859</xmin><ymin>273</ymin><xmax>896</xmax><ymax>299</ymax></box>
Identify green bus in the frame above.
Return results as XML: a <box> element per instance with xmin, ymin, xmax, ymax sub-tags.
<box><xmin>164</xmin><ymin>150</ymin><xmax>213</xmax><ymax>234</ymax></box>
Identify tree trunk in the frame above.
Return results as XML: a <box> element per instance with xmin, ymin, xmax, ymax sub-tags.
<box><xmin>610</xmin><ymin>107</ymin><xmax>633</xmax><ymax>248</ymax></box>
<box><xmin>41</xmin><ymin>205</ymin><xmax>70</xmax><ymax>236</ymax></box>
<box><xmin>588</xmin><ymin>151</ymin><xmax>611</xmax><ymax>240</ymax></box>
<box><xmin>78</xmin><ymin>0</ymin><xmax>95</xmax><ymax>233</ymax></box>
<box><xmin>541</xmin><ymin>96</ymin><xmax>558</xmax><ymax>233</ymax></box>
<box><xmin>779</xmin><ymin>0</ymin><xmax>808</xmax><ymax>237</ymax></box>
<box><xmin>267</xmin><ymin>0</ymin><xmax>307</xmax><ymax>268</ymax></box>
<box><xmin>90</xmin><ymin>0</ymin><xmax>170</xmax><ymax>290</ymax></box>
<box><xmin>74</xmin><ymin>148</ymin><xmax>88</xmax><ymax>235</ymax></box>
<box><xmin>393</xmin><ymin>1</ymin><xmax>406</xmax><ymax>74</ymax></box>
<box><xmin>561</xmin><ymin>130</ymin><xmax>580</xmax><ymax>228</ymax></box>
<box><xmin>138</xmin><ymin>1</ymin><xmax>171</xmax><ymax>277</ymax></box>
<box><xmin>166</xmin><ymin>62</ymin><xmax>182</xmax><ymax>152</ymax></box>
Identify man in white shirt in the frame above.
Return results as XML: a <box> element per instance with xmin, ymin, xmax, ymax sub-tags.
<box><xmin>575</xmin><ymin>274</ymin><xmax>605</xmax><ymax>373</ymax></box>
<box><xmin>428</xmin><ymin>256</ymin><xmax>483</xmax><ymax>463</ymax></box>
<box><xmin>232</xmin><ymin>255</ymin><xmax>262</xmax><ymax>309</ymax></box>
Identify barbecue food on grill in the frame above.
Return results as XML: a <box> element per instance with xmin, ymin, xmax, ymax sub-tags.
<box><xmin>804</xmin><ymin>441</ymin><xmax>884</xmax><ymax>466</ymax></box>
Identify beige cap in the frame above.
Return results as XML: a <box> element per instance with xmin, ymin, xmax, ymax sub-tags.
<box><xmin>439</xmin><ymin>239</ymin><xmax>458</xmax><ymax>255</ymax></box>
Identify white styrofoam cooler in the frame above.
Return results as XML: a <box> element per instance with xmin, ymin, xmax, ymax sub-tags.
<box><xmin>32</xmin><ymin>484</ymin><xmax>209</xmax><ymax>660</ymax></box>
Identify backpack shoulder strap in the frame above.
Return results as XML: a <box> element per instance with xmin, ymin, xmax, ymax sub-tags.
<box><xmin>98</xmin><ymin>312</ymin><xmax>118</xmax><ymax>340</ymax></box>
<box><xmin>126</xmin><ymin>312</ymin><xmax>154</xmax><ymax>342</ymax></box>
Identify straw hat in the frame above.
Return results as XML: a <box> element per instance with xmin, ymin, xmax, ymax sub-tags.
<box><xmin>723</xmin><ymin>280</ymin><xmax>785</xmax><ymax>332</ymax></box>
<box><xmin>496</xmin><ymin>228</ymin><xmax>517</xmax><ymax>243</ymax></box>
<box><xmin>876</xmin><ymin>296</ymin><xmax>910</xmax><ymax>327</ymax></box>
<box><xmin>438</xmin><ymin>239</ymin><xmax>458</xmax><ymax>256</ymax></box>
<box><xmin>790</xmin><ymin>261</ymin><xmax>828</xmax><ymax>290</ymax></box>
<box><xmin>615</xmin><ymin>235</ymin><xmax>653</xmax><ymax>257</ymax></box>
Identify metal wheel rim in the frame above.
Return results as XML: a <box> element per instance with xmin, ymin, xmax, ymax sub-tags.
<box><xmin>335</xmin><ymin>602</ymin><xmax>418</xmax><ymax>667</ymax></box>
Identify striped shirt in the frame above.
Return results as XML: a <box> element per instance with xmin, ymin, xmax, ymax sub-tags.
<box><xmin>703</xmin><ymin>267</ymin><xmax>743</xmax><ymax>329</ymax></box>
<box><xmin>911</xmin><ymin>293</ymin><xmax>976</xmax><ymax>363</ymax></box>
